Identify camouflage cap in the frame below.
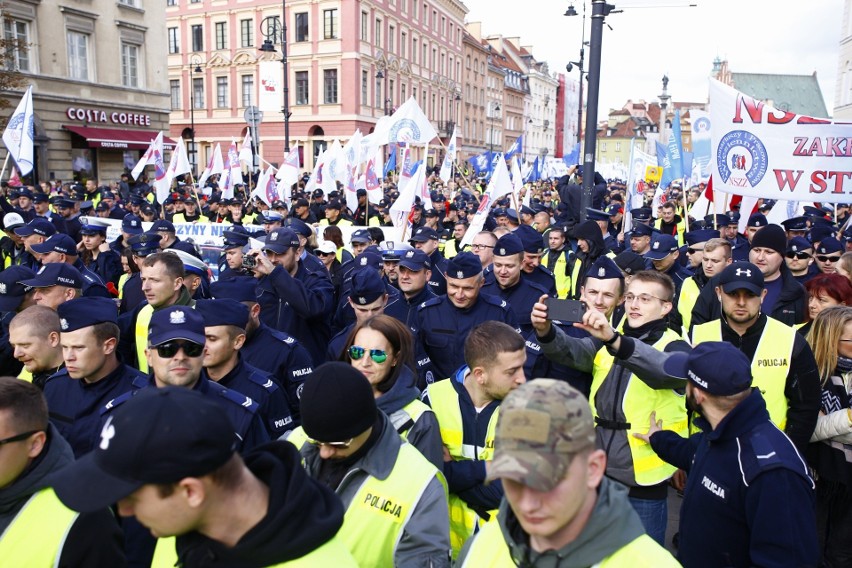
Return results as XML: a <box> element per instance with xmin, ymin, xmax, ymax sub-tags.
<box><xmin>486</xmin><ymin>379</ymin><xmax>595</xmax><ymax>492</ymax></box>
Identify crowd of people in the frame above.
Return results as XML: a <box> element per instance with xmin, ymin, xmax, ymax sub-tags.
<box><xmin>1</xmin><ymin>161</ymin><xmax>851</xmax><ymax>567</ymax></box>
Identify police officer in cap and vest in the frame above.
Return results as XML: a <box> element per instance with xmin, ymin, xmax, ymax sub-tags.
<box><xmin>0</xmin><ymin>377</ymin><xmax>126</xmax><ymax>566</ymax></box>
<box><xmin>413</xmin><ymin>251</ymin><xmax>518</xmax><ymax>386</ymax></box>
<box><xmin>627</xmin><ymin>222</ymin><xmax>655</xmax><ymax>258</ymax></box>
<box><xmin>195</xmin><ymin>298</ymin><xmax>295</xmax><ymax>438</ymax></box>
<box><xmin>287</xmin><ymin>362</ymin><xmax>451</xmax><ymax>567</ymax></box>
<box><xmin>31</xmin><ymin>233</ymin><xmax>111</xmax><ymax>298</ymax></box>
<box><xmin>457</xmin><ymin>379</ymin><xmax>678</xmax><ymax>567</ymax></box>
<box><xmin>52</xmin><ymin>387</ymin><xmax>357</xmax><ymax>567</ymax></box>
<box><xmin>218</xmin><ymin>226</ymin><xmax>251</xmax><ymax>279</ymax></box>
<box><xmin>42</xmin><ymin>297</ymin><xmax>141</xmax><ymax>457</ymax></box>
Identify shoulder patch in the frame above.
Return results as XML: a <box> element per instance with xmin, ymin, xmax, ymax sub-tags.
<box><xmin>219</xmin><ymin>386</ymin><xmax>260</xmax><ymax>413</ymax></box>
<box><xmin>247</xmin><ymin>370</ymin><xmax>279</xmax><ymax>392</ymax></box>
<box><xmin>538</xmin><ymin>265</ymin><xmax>555</xmax><ymax>277</ymax></box>
<box><xmin>420</xmin><ymin>297</ymin><xmax>443</xmax><ymax>309</ymax></box>
<box><xmin>101</xmin><ymin>389</ymin><xmax>137</xmax><ymax>415</ymax></box>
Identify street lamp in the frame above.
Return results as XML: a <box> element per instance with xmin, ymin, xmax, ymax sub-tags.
<box><xmin>188</xmin><ymin>54</ymin><xmax>202</xmax><ymax>175</ymax></box>
<box><xmin>259</xmin><ymin>6</ymin><xmax>291</xmax><ymax>152</ymax></box>
<box><xmin>489</xmin><ymin>101</ymin><xmax>501</xmax><ymax>154</ymax></box>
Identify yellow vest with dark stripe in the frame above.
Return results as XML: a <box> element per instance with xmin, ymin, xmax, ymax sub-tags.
<box><xmin>461</xmin><ymin>518</ymin><xmax>681</xmax><ymax>567</ymax></box>
<box><xmin>590</xmin><ymin>327</ymin><xmax>687</xmax><ymax>486</ymax></box>
<box><xmin>0</xmin><ymin>488</ymin><xmax>79</xmax><ymax>566</ymax></box>
<box><xmin>426</xmin><ymin>379</ymin><xmax>499</xmax><ymax>558</ymax></box>
<box><xmin>691</xmin><ymin>317</ymin><xmax>794</xmax><ymax>430</ymax></box>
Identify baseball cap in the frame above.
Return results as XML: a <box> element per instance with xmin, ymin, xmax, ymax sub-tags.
<box><xmin>409</xmin><ymin>227</ymin><xmax>438</xmax><ymax>242</ymax></box>
<box><xmin>31</xmin><ymin>233</ymin><xmax>78</xmax><ymax>256</ymax></box>
<box><xmin>398</xmin><ymin>249</ymin><xmax>431</xmax><ymax>271</ymax></box>
<box><xmin>663</xmin><ymin>341</ymin><xmax>752</xmax><ymax>396</ymax></box>
<box><xmin>195</xmin><ymin>298</ymin><xmax>250</xmax><ymax>329</ymax></box>
<box><xmin>350</xmin><ymin>229</ymin><xmax>372</xmax><ymax>244</ymax></box>
<box><xmin>0</xmin><ymin>266</ymin><xmax>34</xmax><ymax>312</ymax></box>
<box><xmin>19</xmin><ymin>263</ymin><xmax>83</xmax><ymax>289</ymax></box>
<box><xmin>14</xmin><ymin>218</ymin><xmax>56</xmax><ymax>238</ymax></box>
<box><xmin>57</xmin><ymin>297</ymin><xmax>119</xmax><ymax>332</ymax></box>
<box><xmin>2</xmin><ymin>212</ymin><xmax>25</xmax><ymax>231</ymax></box>
<box><xmin>645</xmin><ymin>234</ymin><xmax>679</xmax><ymax>260</ymax></box>
<box><xmin>493</xmin><ymin>233</ymin><xmax>524</xmax><ymax>257</ymax></box>
<box><xmin>147</xmin><ymin>305</ymin><xmax>206</xmax><ymax>347</ymax></box>
<box><xmin>444</xmin><ymin>252</ymin><xmax>482</xmax><ymax>280</ymax></box>
<box><xmin>786</xmin><ymin>237</ymin><xmax>813</xmax><ymax>254</ymax></box>
<box><xmin>353</xmin><ymin>251</ymin><xmax>383</xmax><ymax>271</ymax></box>
<box><xmin>349</xmin><ymin>269</ymin><xmax>386</xmax><ymax>306</ymax></box>
<box><xmin>486</xmin><ymin>379</ymin><xmax>596</xmax><ymax>492</ymax></box>
<box><xmin>151</xmin><ymin>220</ymin><xmax>176</xmax><ymax>233</ymax></box>
<box><xmin>315</xmin><ymin>241</ymin><xmax>337</xmax><ymax>255</ymax></box>
<box><xmin>817</xmin><ymin>237</ymin><xmax>843</xmax><ymax>255</ymax></box>
<box><xmin>263</xmin><ymin>228</ymin><xmax>300</xmax><ymax>254</ymax></box>
<box><xmin>613</xmin><ymin>251</ymin><xmax>646</xmax><ymax>276</ymax></box>
<box><xmin>718</xmin><ymin>262</ymin><xmax>764</xmax><ymax>296</ymax></box>
<box><xmin>282</xmin><ymin>218</ymin><xmax>312</xmax><ymax>238</ymax></box>
<box><xmin>122</xmin><ymin>214</ymin><xmax>144</xmax><ymax>235</ymax></box>
<box><xmin>747</xmin><ymin>213</ymin><xmax>767</xmax><ymax>228</ymax></box>
<box><xmin>628</xmin><ymin>223</ymin><xmax>654</xmax><ymax>238</ymax></box>
<box><xmin>586</xmin><ymin>256</ymin><xmax>623</xmax><ymax>281</ymax></box>
<box><xmin>127</xmin><ymin>232</ymin><xmax>162</xmax><ymax>257</ymax></box>
<box><xmin>210</xmin><ymin>275</ymin><xmax>257</xmax><ymax>303</ymax></box>
<box><xmin>606</xmin><ymin>204</ymin><xmax>623</xmax><ymax>216</ymax></box>
<box><xmin>514</xmin><ymin>225</ymin><xmax>545</xmax><ymax>254</ymax></box>
<box><xmin>50</xmin><ymin>387</ymin><xmax>237</xmax><ymax>513</ymax></box>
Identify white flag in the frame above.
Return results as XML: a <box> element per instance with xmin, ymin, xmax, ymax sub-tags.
<box><xmin>342</xmin><ymin>130</ymin><xmax>364</xmax><ymax>168</ymax></box>
<box><xmin>198</xmin><ymin>143</ymin><xmax>225</xmax><ymax>189</ymax></box>
<box><xmin>239</xmin><ymin>131</ymin><xmax>253</xmax><ymax>165</ymax></box>
<box><xmin>390</xmin><ymin>162</ymin><xmax>426</xmax><ymax>229</ymax></box>
<box><xmin>439</xmin><ymin>126</ymin><xmax>457</xmax><ymax>184</ymax></box>
<box><xmin>374</xmin><ymin>97</ymin><xmax>438</xmax><ymax>145</ymax></box>
<box><xmin>276</xmin><ymin>146</ymin><xmax>300</xmax><ymax>196</ymax></box>
<box><xmin>486</xmin><ymin>154</ymin><xmax>513</xmax><ymax>200</ymax></box>
<box><xmin>512</xmin><ymin>157</ymin><xmax>528</xmax><ymax>207</ymax></box>
<box><xmin>252</xmin><ymin>166</ymin><xmax>278</xmax><ymax>207</ymax></box>
<box><xmin>131</xmin><ymin>132</ymin><xmax>164</xmax><ymax>181</ymax></box>
<box><xmin>304</xmin><ymin>150</ymin><xmax>324</xmax><ymax>195</ymax></box>
<box><xmin>2</xmin><ymin>86</ymin><xmax>34</xmax><ymax>176</ymax></box>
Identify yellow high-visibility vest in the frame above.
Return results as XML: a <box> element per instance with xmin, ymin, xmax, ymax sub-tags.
<box><xmin>135</xmin><ymin>304</ymin><xmax>155</xmax><ymax>373</ymax></box>
<box><xmin>0</xmin><ymin>488</ymin><xmax>79</xmax><ymax>567</ymax></box>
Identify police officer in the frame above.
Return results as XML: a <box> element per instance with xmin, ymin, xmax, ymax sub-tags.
<box><xmin>249</xmin><ymin>227</ymin><xmax>335</xmax><ymax>365</ymax></box>
<box><xmin>195</xmin><ymin>299</ymin><xmax>295</xmax><ymax>438</ymax></box>
<box><xmin>18</xmin><ymin>263</ymin><xmax>84</xmax><ymax>311</ymax></box>
<box><xmin>31</xmin><ymin>233</ymin><xmax>111</xmax><ymax>298</ymax></box>
<box><xmin>327</xmin><ymin>269</ymin><xmax>392</xmax><ymax>360</ymax></box>
<box><xmin>172</xmin><ymin>248</ymin><xmax>210</xmax><ymax>300</ymax></box>
<box><xmin>319</xmin><ymin>200</ymin><xmax>353</xmax><ymax>227</ymax></box>
<box><xmin>14</xmin><ymin>217</ymin><xmax>56</xmax><ymax>270</ymax></box>
<box><xmin>151</xmin><ymin>219</ymin><xmax>202</xmax><ymax>259</ymax></box>
<box><xmin>481</xmin><ymin>232</ymin><xmax>552</xmax><ymax>335</ymax></box>
<box><xmin>423</xmin><ymin>321</ymin><xmax>526</xmax><ymax>558</ymax></box>
<box><xmin>397</xmin><ymin>249</ymin><xmax>436</xmax><ymax>327</ymax></box>
<box><xmin>283</xmin><ymin>216</ymin><xmax>327</xmax><ymax>273</ymax></box>
<box><xmin>109</xmin><ymin>213</ymin><xmax>145</xmax><ymax>255</ymax></box>
<box><xmin>413</xmin><ymin>252</ymin><xmax>519</xmax><ymax>385</ymax></box>
<box><xmin>714</xmin><ymin>213</ymin><xmax>751</xmax><ymax>262</ymax></box>
<box><xmin>78</xmin><ymin>218</ymin><xmax>124</xmax><ymax>287</ymax></box>
<box><xmin>259</xmin><ymin>209</ymin><xmax>284</xmax><ymax>234</ymax></box>
<box><xmin>678</xmin><ymin>230</ymin><xmax>723</xmax><ymax>333</ymax></box>
<box><xmin>218</xmin><ymin>226</ymin><xmax>251</xmax><ymax>278</ymax></box>
<box><xmin>43</xmin><ymin>297</ymin><xmax>141</xmax><ymax>457</ymax></box>
<box><xmin>288</xmin><ymin>362</ymin><xmax>451</xmax><ymax>567</ymax></box>
<box><xmin>782</xmin><ymin>215</ymin><xmax>810</xmax><ymax>241</ymax></box>
<box><xmin>586</xmin><ymin>207</ymin><xmax>622</xmax><ymax>253</ymax></box>
<box><xmin>512</xmin><ymin>224</ymin><xmax>558</xmax><ymax>295</ymax></box>
<box><xmin>0</xmin><ymin>265</ymin><xmax>35</xmax><ymax>376</ymax></box>
<box><xmin>9</xmin><ymin>305</ymin><xmax>65</xmax><ymax>388</ymax></box>
<box><xmin>55</xmin><ymin>197</ymin><xmax>82</xmax><ymax>242</ymax></box>
<box><xmin>120</xmin><ymin>232</ymin><xmax>162</xmax><ymax>314</ymax></box>
<box><xmin>210</xmin><ymin>275</ymin><xmax>314</xmax><ymax>422</ymax></box>
<box><xmin>637</xmin><ymin>342</ymin><xmax>818</xmax><ymax>567</ymax></box>
<box><xmin>333</xmin><ymin>250</ymin><xmax>407</xmax><ymax>332</ymax></box>
<box><xmin>543</xmin><ymin>226</ymin><xmax>572</xmax><ymax>298</ymax></box>
<box><xmin>458</xmin><ymin>380</ymin><xmax>678</xmax><ymax>567</ymax></box>
<box><xmin>0</xmin><ymin>377</ymin><xmax>126</xmax><ymax>566</ymax></box>
<box><xmin>31</xmin><ymin>192</ymin><xmax>68</xmax><ymax>235</ymax></box>
<box><xmin>410</xmin><ymin>226</ymin><xmax>448</xmax><ymax>296</ymax></box>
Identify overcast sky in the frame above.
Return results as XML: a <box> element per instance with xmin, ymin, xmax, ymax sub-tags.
<box><xmin>462</xmin><ymin>0</ymin><xmax>844</xmax><ymax>117</ymax></box>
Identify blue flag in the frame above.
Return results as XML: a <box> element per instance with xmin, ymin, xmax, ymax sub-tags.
<box><xmin>525</xmin><ymin>157</ymin><xmax>541</xmax><ymax>182</ymax></box>
<box><xmin>505</xmin><ymin>135</ymin><xmax>523</xmax><ymax>160</ymax></box>
<box><xmin>656</xmin><ymin>141</ymin><xmax>673</xmax><ymax>188</ymax></box>
<box><xmin>383</xmin><ymin>149</ymin><xmax>397</xmax><ymax>176</ymax></box>
<box><xmin>562</xmin><ymin>143</ymin><xmax>580</xmax><ymax>168</ymax></box>
<box><xmin>468</xmin><ymin>151</ymin><xmax>494</xmax><ymax>176</ymax></box>
<box><xmin>666</xmin><ymin>109</ymin><xmax>685</xmax><ymax>180</ymax></box>
<box><xmin>682</xmin><ymin>151</ymin><xmax>694</xmax><ymax>183</ymax></box>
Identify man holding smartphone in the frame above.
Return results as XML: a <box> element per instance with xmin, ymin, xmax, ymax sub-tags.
<box><xmin>530</xmin><ymin>270</ymin><xmax>690</xmax><ymax>546</ymax></box>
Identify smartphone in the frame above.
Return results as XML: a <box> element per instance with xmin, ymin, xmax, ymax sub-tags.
<box><xmin>545</xmin><ymin>298</ymin><xmax>586</xmax><ymax>323</ymax></box>
<box><xmin>241</xmin><ymin>254</ymin><xmax>257</xmax><ymax>269</ymax></box>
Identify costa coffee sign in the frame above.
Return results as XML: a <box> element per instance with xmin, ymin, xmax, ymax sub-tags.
<box><xmin>66</xmin><ymin>107</ymin><xmax>152</xmax><ymax>126</ymax></box>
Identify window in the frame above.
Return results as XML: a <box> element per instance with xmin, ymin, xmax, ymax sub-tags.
<box><xmin>441</xmin><ymin>16</ymin><xmax>446</xmax><ymax>36</ymax></box>
<box><xmin>193</xmin><ymin>77</ymin><xmax>204</xmax><ymax>108</ymax></box>
<box><xmin>191</xmin><ymin>24</ymin><xmax>203</xmax><ymax>51</ymax></box>
<box><xmin>375</xmin><ymin>77</ymin><xmax>382</xmax><ymax>108</ymax></box>
<box><xmin>168</xmin><ymin>27</ymin><xmax>180</xmax><ymax>54</ymax></box>
<box><xmin>3</xmin><ymin>19</ymin><xmax>30</xmax><ymax>72</ymax></box>
<box><xmin>388</xmin><ymin>25</ymin><xmax>394</xmax><ymax>52</ymax></box>
<box><xmin>401</xmin><ymin>83</ymin><xmax>406</xmax><ymax>101</ymax></box>
<box><xmin>215</xmin><ymin>22</ymin><xmax>226</xmax><ymax>50</ymax></box>
<box><xmin>190</xmin><ymin>0</ymin><xmax>199</xmax><ymax>4</ymax></box>
<box><xmin>167</xmin><ymin>0</ymin><xmax>176</xmax><ymax>6</ymax></box>
<box><xmin>401</xmin><ymin>32</ymin><xmax>406</xmax><ymax>58</ymax></box>
<box><xmin>121</xmin><ymin>43</ymin><xmax>139</xmax><ymax>87</ymax></box>
<box><xmin>170</xmin><ymin>79</ymin><xmax>181</xmax><ymax>110</ymax></box>
<box><xmin>432</xmin><ymin>10</ymin><xmax>437</xmax><ymax>30</ymax></box>
<box><xmin>361</xmin><ymin>12</ymin><xmax>368</xmax><ymax>41</ymax></box>
<box><xmin>413</xmin><ymin>39</ymin><xmax>417</xmax><ymax>63</ymax></box>
<box><xmin>361</xmin><ymin>70</ymin><xmax>368</xmax><ymax>105</ymax></box>
<box><xmin>295</xmin><ymin>12</ymin><xmax>308</xmax><ymax>42</ymax></box>
<box><xmin>241</xmin><ymin>74</ymin><xmax>254</xmax><ymax>107</ymax></box>
<box><xmin>389</xmin><ymin>79</ymin><xmax>394</xmax><ymax>108</ymax></box>
<box><xmin>616</xmin><ymin>142</ymin><xmax>621</xmax><ymax>152</ymax></box>
<box><xmin>323</xmin><ymin>9</ymin><xmax>338</xmax><ymax>39</ymax></box>
<box><xmin>601</xmin><ymin>142</ymin><xmax>607</xmax><ymax>152</ymax></box>
<box><xmin>216</xmin><ymin>76</ymin><xmax>228</xmax><ymax>107</ymax></box>
<box><xmin>295</xmin><ymin>70</ymin><xmax>308</xmax><ymax>104</ymax></box>
<box><xmin>240</xmin><ymin>19</ymin><xmax>253</xmax><ymax>48</ymax></box>
<box><xmin>323</xmin><ymin>69</ymin><xmax>338</xmax><ymax>103</ymax></box>
<box><xmin>118</xmin><ymin>0</ymin><xmax>137</xmax><ymax>7</ymax></box>
<box><xmin>375</xmin><ymin>19</ymin><xmax>381</xmax><ymax>47</ymax></box>
<box><xmin>66</xmin><ymin>31</ymin><xmax>90</xmax><ymax>81</ymax></box>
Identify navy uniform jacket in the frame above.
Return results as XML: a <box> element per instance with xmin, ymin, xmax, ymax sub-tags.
<box><xmin>523</xmin><ymin>323</ymin><xmax>593</xmax><ymax>397</ymax></box>
<box><xmin>399</xmin><ymin>286</ymin><xmax>437</xmax><ymax>329</ymax></box>
<box><xmin>413</xmin><ymin>293</ymin><xmax>519</xmax><ymax>386</ymax></box>
<box><xmin>119</xmin><ymin>272</ymin><xmax>146</xmax><ymax>314</ymax></box>
<box><xmin>43</xmin><ymin>362</ymin><xmax>142</xmax><ymax>457</ymax></box>
<box><xmin>650</xmin><ymin>389</ymin><xmax>818</xmax><ymax>568</ymax></box>
<box><xmin>327</xmin><ymin>323</ymin><xmax>354</xmax><ymax>362</ymax></box>
<box><xmin>729</xmin><ymin>234</ymin><xmax>751</xmax><ymax>262</ymax></box>
<box><xmin>331</xmin><ymin>284</ymin><xmax>409</xmax><ymax>334</ymax></box>
<box><xmin>102</xmin><ymin>374</ymin><xmax>270</xmax><ymax>452</ymax></box>
<box><xmin>83</xmin><ymin>250</ymin><xmax>123</xmax><ymax>288</ymax></box>
<box><xmin>427</xmin><ymin>250</ymin><xmax>448</xmax><ymax>296</ymax></box>
<box><xmin>481</xmin><ymin>277</ymin><xmax>552</xmax><ymax>335</ymax></box>
<box><xmin>65</xmin><ymin>215</ymin><xmax>82</xmax><ymax>243</ymax></box>
<box><xmin>484</xmin><ymin>264</ymin><xmax>557</xmax><ymax>297</ymax></box>
<box><xmin>201</xmin><ymin>357</ymin><xmax>294</xmax><ymax>438</ymax></box>
<box><xmin>241</xmin><ymin>322</ymin><xmax>314</xmax><ymax>422</ymax></box>
<box><xmin>256</xmin><ymin>261</ymin><xmax>335</xmax><ymax>366</ymax></box>
<box><xmin>0</xmin><ymin>311</ymin><xmax>22</xmax><ymax>376</ymax></box>
<box><xmin>72</xmin><ymin>258</ymin><xmax>112</xmax><ymax>298</ymax></box>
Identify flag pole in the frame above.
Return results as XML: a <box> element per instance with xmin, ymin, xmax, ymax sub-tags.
<box><xmin>0</xmin><ymin>154</ymin><xmax>10</xmax><ymax>185</ymax></box>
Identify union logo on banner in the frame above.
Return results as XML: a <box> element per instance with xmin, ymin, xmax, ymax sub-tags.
<box><xmin>715</xmin><ymin>130</ymin><xmax>768</xmax><ymax>189</ymax></box>
<box><xmin>389</xmin><ymin>119</ymin><xmax>421</xmax><ymax>144</ymax></box>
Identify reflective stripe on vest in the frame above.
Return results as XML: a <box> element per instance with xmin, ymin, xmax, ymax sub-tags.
<box><xmin>591</xmin><ymin>327</ymin><xmax>688</xmax><ymax>486</ymax></box>
<box><xmin>0</xmin><ymin>488</ymin><xmax>79</xmax><ymax>567</ymax></box>
<box><xmin>389</xmin><ymin>399</ymin><xmax>431</xmax><ymax>441</ymax></box>
<box><xmin>151</xmin><ymin>534</ymin><xmax>359</xmax><ymax>567</ymax></box>
<box><xmin>135</xmin><ymin>304</ymin><xmax>155</xmax><ymax>374</ymax></box>
<box><xmin>461</xmin><ymin>518</ymin><xmax>680</xmax><ymax>568</ymax></box>
<box><xmin>338</xmin><ymin>443</ymin><xmax>441</xmax><ymax>567</ymax></box>
<box><xmin>426</xmin><ymin>379</ymin><xmax>499</xmax><ymax>557</ymax></box>
<box><xmin>691</xmin><ymin>318</ymin><xmax>794</xmax><ymax>429</ymax></box>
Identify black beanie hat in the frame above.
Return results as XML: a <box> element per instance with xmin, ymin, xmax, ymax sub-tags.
<box><xmin>750</xmin><ymin>224</ymin><xmax>786</xmax><ymax>255</ymax></box>
<box><xmin>300</xmin><ymin>362</ymin><xmax>377</xmax><ymax>442</ymax></box>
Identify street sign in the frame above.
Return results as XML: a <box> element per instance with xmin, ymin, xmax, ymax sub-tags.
<box><xmin>244</xmin><ymin>106</ymin><xmax>263</xmax><ymax>126</ymax></box>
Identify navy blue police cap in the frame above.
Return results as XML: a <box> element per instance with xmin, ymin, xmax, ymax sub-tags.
<box><xmin>684</xmin><ymin>229</ymin><xmax>720</xmax><ymax>246</ymax></box>
<box><xmin>410</xmin><ymin>226</ymin><xmax>438</xmax><ymax>242</ymax></box>
<box><xmin>817</xmin><ymin>237</ymin><xmax>843</xmax><ymax>255</ymax></box>
<box><xmin>704</xmin><ymin>214</ymin><xmax>731</xmax><ymax>228</ymax></box>
<box><xmin>222</xmin><ymin>230</ymin><xmax>250</xmax><ymax>250</ymax></box>
<box><xmin>19</xmin><ymin>263</ymin><xmax>83</xmax><ymax>289</ymax></box>
<box><xmin>787</xmin><ymin>236</ymin><xmax>813</xmax><ymax>253</ymax></box>
<box><xmin>350</xmin><ymin>229</ymin><xmax>372</xmax><ymax>244</ymax></box>
<box><xmin>0</xmin><ymin>266</ymin><xmax>34</xmax><ymax>312</ymax></box>
<box><xmin>663</xmin><ymin>342</ymin><xmax>752</xmax><ymax>396</ymax></box>
<box><xmin>493</xmin><ymin>233</ymin><xmax>524</xmax><ymax>257</ymax></box>
<box><xmin>645</xmin><ymin>234</ymin><xmax>679</xmax><ymax>260</ymax></box>
<box><xmin>31</xmin><ymin>233</ymin><xmax>78</xmax><ymax>256</ymax></box>
<box><xmin>781</xmin><ymin>216</ymin><xmax>808</xmax><ymax>232</ymax></box>
<box><xmin>747</xmin><ymin>213</ymin><xmax>768</xmax><ymax>228</ymax></box>
<box><xmin>14</xmin><ymin>217</ymin><xmax>56</xmax><ymax>238</ymax></box>
<box><xmin>57</xmin><ymin>297</ymin><xmax>118</xmax><ymax>332</ymax></box>
<box><xmin>210</xmin><ymin>276</ymin><xmax>257</xmax><ymax>303</ymax></box>
<box><xmin>353</xmin><ymin>251</ymin><xmax>384</xmax><ymax>271</ymax></box>
<box><xmin>587</xmin><ymin>256</ymin><xmax>624</xmax><ymax>281</ymax></box>
<box><xmin>127</xmin><ymin>232</ymin><xmax>163</xmax><ymax>257</ymax></box>
<box><xmin>263</xmin><ymin>228</ymin><xmax>300</xmax><ymax>254</ymax></box>
<box><xmin>195</xmin><ymin>298</ymin><xmax>250</xmax><ymax>329</ymax></box>
<box><xmin>152</xmin><ymin>220</ymin><xmax>176</xmax><ymax>233</ymax></box>
<box><xmin>122</xmin><ymin>214</ymin><xmax>144</xmax><ymax>235</ymax></box>
<box><xmin>585</xmin><ymin>208</ymin><xmax>610</xmax><ymax>222</ymax></box>
<box><xmin>515</xmin><ymin>224</ymin><xmax>545</xmax><ymax>254</ymax></box>
<box><xmin>349</xmin><ymin>269</ymin><xmax>386</xmax><ymax>306</ymax></box>
<box><xmin>398</xmin><ymin>249</ymin><xmax>431</xmax><ymax>271</ymax></box>
<box><xmin>282</xmin><ymin>217</ymin><xmax>313</xmax><ymax>238</ymax></box>
<box><xmin>148</xmin><ymin>305</ymin><xmax>206</xmax><ymax>347</ymax></box>
<box><xmin>810</xmin><ymin>225</ymin><xmax>837</xmax><ymax>244</ymax></box>
<box><xmin>628</xmin><ymin>223</ymin><xmax>655</xmax><ymax>238</ymax></box>
<box><xmin>444</xmin><ymin>252</ymin><xmax>482</xmax><ymax>280</ymax></box>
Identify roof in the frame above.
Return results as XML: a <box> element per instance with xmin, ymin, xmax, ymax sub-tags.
<box><xmin>731</xmin><ymin>72</ymin><xmax>828</xmax><ymax>117</ymax></box>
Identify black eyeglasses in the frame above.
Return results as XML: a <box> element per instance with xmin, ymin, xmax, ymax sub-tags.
<box><xmin>0</xmin><ymin>430</ymin><xmax>40</xmax><ymax>446</ymax></box>
<box><xmin>786</xmin><ymin>252</ymin><xmax>812</xmax><ymax>260</ymax></box>
<box><xmin>348</xmin><ymin>345</ymin><xmax>388</xmax><ymax>364</ymax></box>
<box><xmin>686</xmin><ymin>247</ymin><xmax>702</xmax><ymax>255</ymax></box>
<box><xmin>316</xmin><ymin>250</ymin><xmax>336</xmax><ymax>257</ymax></box>
<box><xmin>817</xmin><ymin>255</ymin><xmax>841</xmax><ymax>263</ymax></box>
<box><xmin>155</xmin><ymin>340</ymin><xmax>205</xmax><ymax>358</ymax></box>
<box><xmin>471</xmin><ymin>244</ymin><xmax>494</xmax><ymax>250</ymax></box>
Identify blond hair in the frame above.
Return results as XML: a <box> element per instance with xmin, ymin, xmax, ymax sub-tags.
<box><xmin>807</xmin><ymin>305</ymin><xmax>852</xmax><ymax>385</ymax></box>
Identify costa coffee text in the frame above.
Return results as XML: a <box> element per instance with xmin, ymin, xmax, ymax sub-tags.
<box><xmin>66</xmin><ymin>107</ymin><xmax>151</xmax><ymax>126</ymax></box>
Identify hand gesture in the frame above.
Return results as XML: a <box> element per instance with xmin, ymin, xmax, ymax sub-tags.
<box><xmin>632</xmin><ymin>411</ymin><xmax>663</xmax><ymax>443</ymax></box>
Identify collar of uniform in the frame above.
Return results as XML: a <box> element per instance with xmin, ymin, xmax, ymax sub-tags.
<box><xmin>702</xmin><ymin>388</ymin><xmax>766</xmax><ymax>442</ymax></box>
<box><xmin>720</xmin><ymin>312</ymin><xmax>767</xmax><ymax>339</ymax></box>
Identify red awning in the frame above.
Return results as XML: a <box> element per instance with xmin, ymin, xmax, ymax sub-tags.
<box><xmin>62</xmin><ymin>125</ymin><xmax>176</xmax><ymax>150</ymax></box>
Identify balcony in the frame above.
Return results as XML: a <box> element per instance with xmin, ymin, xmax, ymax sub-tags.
<box><xmin>438</xmin><ymin>121</ymin><xmax>455</xmax><ymax>136</ymax></box>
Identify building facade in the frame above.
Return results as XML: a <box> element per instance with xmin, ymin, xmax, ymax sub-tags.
<box><xmin>459</xmin><ymin>29</ymin><xmax>489</xmax><ymax>161</ymax></box>
<box><xmin>167</xmin><ymin>0</ymin><xmax>468</xmax><ymax>174</ymax></box>
<box><xmin>1</xmin><ymin>0</ymin><xmax>170</xmax><ymax>184</ymax></box>
<box><xmin>835</xmin><ymin>0</ymin><xmax>852</xmax><ymax>119</ymax></box>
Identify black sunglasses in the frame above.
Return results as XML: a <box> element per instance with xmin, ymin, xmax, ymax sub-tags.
<box><xmin>155</xmin><ymin>340</ymin><xmax>205</xmax><ymax>358</ymax></box>
<box><xmin>785</xmin><ymin>252</ymin><xmax>811</xmax><ymax>260</ymax></box>
<box><xmin>0</xmin><ymin>430</ymin><xmax>41</xmax><ymax>446</ymax></box>
<box><xmin>817</xmin><ymin>255</ymin><xmax>841</xmax><ymax>263</ymax></box>
<box><xmin>686</xmin><ymin>247</ymin><xmax>702</xmax><ymax>254</ymax></box>
<box><xmin>316</xmin><ymin>250</ymin><xmax>336</xmax><ymax>257</ymax></box>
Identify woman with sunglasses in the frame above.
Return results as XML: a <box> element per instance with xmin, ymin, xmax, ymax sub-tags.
<box><xmin>806</xmin><ymin>306</ymin><xmax>852</xmax><ymax>565</ymax></box>
<box><xmin>341</xmin><ymin>314</ymin><xmax>443</xmax><ymax>469</ymax></box>
<box><xmin>801</xmin><ymin>274</ymin><xmax>852</xmax><ymax>336</ymax></box>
